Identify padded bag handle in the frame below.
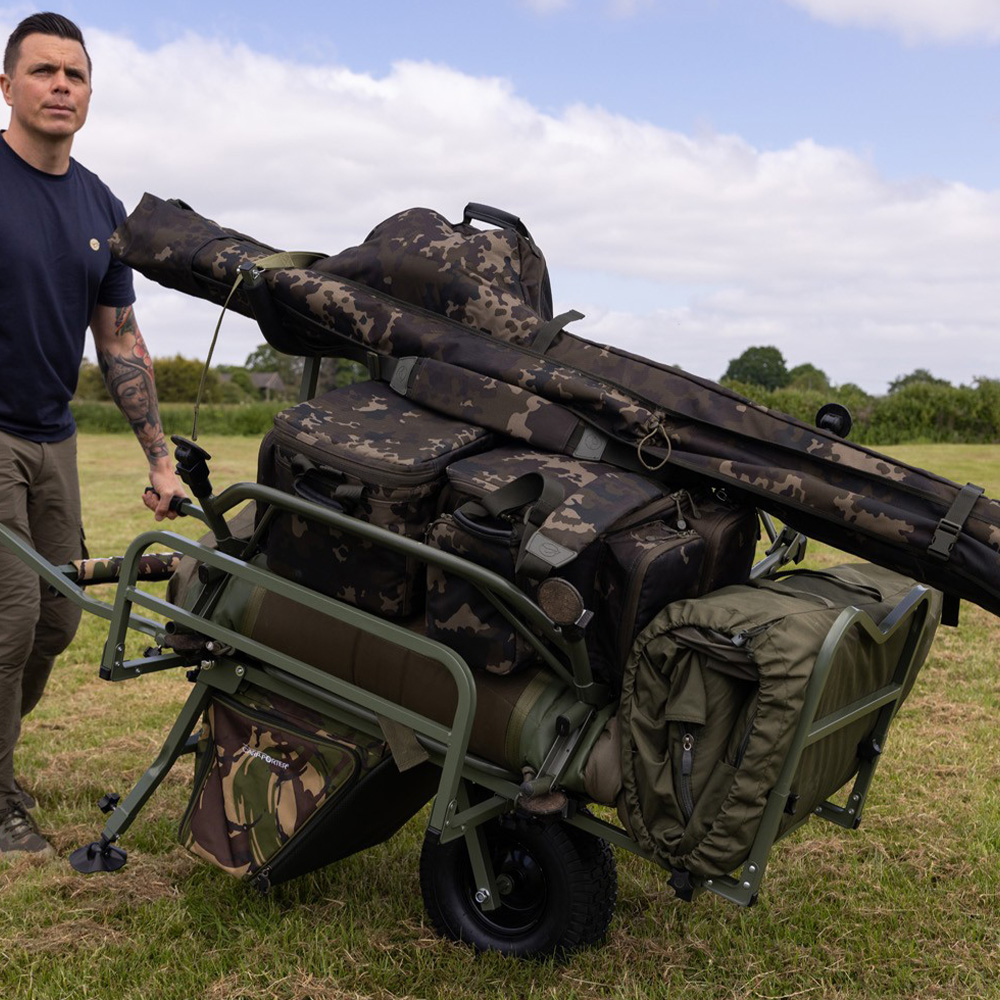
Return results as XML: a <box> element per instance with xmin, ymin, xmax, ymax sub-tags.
<box><xmin>453</xmin><ymin>472</ymin><xmax>567</xmax><ymax>577</ymax></box>
<box><xmin>289</xmin><ymin>456</ymin><xmax>364</xmax><ymax>512</ymax></box>
<box><xmin>463</xmin><ymin>202</ymin><xmax>533</xmax><ymax>241</ymax></box>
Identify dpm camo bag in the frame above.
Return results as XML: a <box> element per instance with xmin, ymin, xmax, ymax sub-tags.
<box><xmin>618</xmin><ymin>563</ymin><xmax>941</xmax><ymax>880</ymax></box>
<box><xmin>425</xmin><ymin>446</ymin><xmax>757</xmax><ymax>679</ymax></box>
<box><xmin>258</xmin><ymin>382</ymin><xmax>492</xmax><ymax>618</ymax></box>
<box><xmin>178</xmin><ymin>685</ymin><xmax>438</xmax><ymax>892</ymax></box>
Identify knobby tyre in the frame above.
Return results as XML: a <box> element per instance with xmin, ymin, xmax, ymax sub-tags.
<box><xmin>419</xmin><ymin>813</ymin><xmax>617</xmax><ymax>958</ymax></box>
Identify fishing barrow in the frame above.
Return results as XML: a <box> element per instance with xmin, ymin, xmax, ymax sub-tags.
<box><xmin>0</xmin><ymin>432</ymin><xmax>940</xmax><ymax>959</ymax></box>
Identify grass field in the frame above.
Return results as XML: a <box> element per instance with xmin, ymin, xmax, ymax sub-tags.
<box><xmin>2</xmin><ymin>437</ymin><xmax>998</xmax><ymax>1000</ymax></box>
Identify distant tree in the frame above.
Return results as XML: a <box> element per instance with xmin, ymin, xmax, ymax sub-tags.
<box><xmin>887</xmin><ymin>368</ymin><xmax>950</xmax><ymax>394</ymax></box>
<box><xmin>244</xmin><ymin>343</ymin><xmax>303</xmax><ymax>390</ymax></box>
<box><xmin>787</xmin><ymin>363</ymin><xmax>831</xmax><ymax>393</ymax></box>
<box><xmin>75</xmin><ymin>360</ymin><xmax>108</xmax><ymax>401</ymax></box>
<box><xmin>722</xmin><ymin>346</ymin><xmax>790</xmax><ymax>390</ymax></box>
<box><xmin>216</xmin><ymin>365</ymin><xmax>255</xmax><ymax>396</ymax></box>
<box><xmin>317</xmin><ymin>357</ymin><xmax>368</xmax><ymax>394</ymax></box>
<box><xmin>153</xmin><ymin>354</ymin><xmax>220</xmax><ymax>402</ymax></box>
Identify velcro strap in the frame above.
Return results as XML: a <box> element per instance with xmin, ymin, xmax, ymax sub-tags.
<box><xmin>928</xmin><ymin>483</ymin><xmax>984</xmax><ymax>562</ymax></box>
<box><xmin>376</xmin><ymin>714</ymin><xmax>430</xmax><ymax>772</ymax></box>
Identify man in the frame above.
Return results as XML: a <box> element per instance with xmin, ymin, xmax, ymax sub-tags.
<box><xmin>0</xmin><ymin>12</ymin><xmax>186</xmax><ymax>859</ymax></box>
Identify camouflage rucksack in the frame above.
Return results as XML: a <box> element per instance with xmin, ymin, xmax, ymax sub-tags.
<box><xmin>618</xmin><ymin>563</ymin><xmax>941</xmax><ymax>879</ymax></box>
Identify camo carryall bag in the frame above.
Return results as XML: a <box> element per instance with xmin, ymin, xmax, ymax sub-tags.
<box><xmin>179</xmin><ymin>686</ymin><xmax>438</xmax><ymax>891</ymax></box>
<box><xmin>425</xmin><ymin>446</ymin><xmax>757</xmax><ymax>679</ymax></box>
<box><xmin>257</xmin><ymin>382</ymin><xmax>493</xmax><ymax>618</ymax></box>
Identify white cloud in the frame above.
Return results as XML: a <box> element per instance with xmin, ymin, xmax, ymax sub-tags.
<box><xmin>781</xmin><ymin>0</ymin><xmax>1000</xmax><ymax>44</ymax></box>
<box><xmin>10</xmin><ymin>24</ymin><xmax>995</xmax><ymax>394</ymax></box>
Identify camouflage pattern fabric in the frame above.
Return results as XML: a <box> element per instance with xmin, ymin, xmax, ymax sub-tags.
<box><xmin>426</xmin><ymin>448</ymin><xmax>755</xmax><ymax>677</ymax></box>
<box><xmin>425</xmin><ymin>515</ymin><xmax>536</xmax><ymax>675</ymax></box>
<box><xmin>179</xmin><ymin>687</ymin><xmax>387</xmax><ymax>877</ymax></box>
<box><xmin>111</xmin><ymin>195</ymin><xmax>1000</xmax><ymax>619</ymax></box>
<box><xmin>259</xmin><ymin>382</ymin><xmax>492</xmax><ymax>617</ymax></box>
<box><xmin>72</xmin><ymin>551</ymin><xmax>182</xmax><ymax>585</ymax></box>
<box><xmin>443</xmin><ymin>445</ymin><xmax>668</xmax><ymax>567</ymax></box>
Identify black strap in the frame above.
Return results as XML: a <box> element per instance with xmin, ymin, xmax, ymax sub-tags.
<box><xmin>532</xmin><ymin>309</ymin><xmax>584</xmax><ymax>355</ymax></box>
<box><xmin>289</xmin><ymin>457</ymin><xmax>364</xmax><ymax>512</ymax></box>
<box><xmin>462</xmin><ymin>202</ymin><xmax>531</xmax><ymax>240</ymax></box>
<box><xmin>459</xmin><ymin>473</ymin><xmax>565</xmax><ymax>528</ymax></box>
<box><xmin>928</xmin><ymin>483</ymin><xmax>984</xmax><ymax>562</ymax></box>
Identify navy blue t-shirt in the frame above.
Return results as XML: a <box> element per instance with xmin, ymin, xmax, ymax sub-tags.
<box><xmin>0</xmin><ymin>133</ymin><xmax>135</xmax><ymax>442</ymax></box>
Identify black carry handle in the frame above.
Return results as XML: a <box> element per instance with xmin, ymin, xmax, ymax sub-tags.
<box><xmin>291</xmin><ymin>473</ymin><xmax>364</xmax><ymax>513</ymax></box>
<box><xmin>289</xmin><ymin>456</ymin><xmax>364</xmax><ymax>513</ymax></box>
<box><xmin>463</xmin><ymin>202</ymin><xmax>533</xmax><ymax>241</ymax></box>
<box><xmin>452</xmin><ymin>472</ymin><xmax>568</xmax><ymax>577</ymax></box>
<box><xmin>452</xmin><ymin>507</ymin><xmax>517</xmax><ymax>543</ymax></box>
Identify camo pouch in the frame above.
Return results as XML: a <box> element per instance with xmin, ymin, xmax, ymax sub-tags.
<box><xmin>178</xmin><ymin>687</ymin><xmax>437</xmax><ymax>890</ymax></box>
<box><xmin>258</xmin><ymin>382</ymin><xmax>493</xmax><ymax>618</ymax></box>
<box><xmin>590</xmin><ymin>491</ymin><xmax>760</xmax><ymax>686</ymax></box>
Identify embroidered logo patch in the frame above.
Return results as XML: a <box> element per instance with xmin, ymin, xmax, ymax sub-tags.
<box><xmin>89</xmin><ymin>238</ymin><xmax>101</xmax><ymax>251</ymax></box>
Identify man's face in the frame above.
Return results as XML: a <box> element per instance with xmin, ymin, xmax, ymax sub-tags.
<box><xmin>1</xmin><ymin>32</ymin><xmax>92</xmax><ymax>142</ymax></box>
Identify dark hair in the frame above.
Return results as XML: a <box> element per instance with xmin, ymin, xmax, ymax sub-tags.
<box><xmin>4</xmin><ymin>12</ymin><xmax>91</xmax><ymax>77</ymax></box>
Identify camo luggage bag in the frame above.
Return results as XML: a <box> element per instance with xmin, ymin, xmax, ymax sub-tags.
<box><xmin>257</xmin><ymin>382</ymin><xmax>493</xmax><ymax>619</ymax></box>
<box><xmin>425</xmin><ymin>445</ymin><xmax>758</xmax><ymax>680</ymax></box>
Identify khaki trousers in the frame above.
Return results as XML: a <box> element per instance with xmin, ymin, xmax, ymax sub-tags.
<box><xmin>0</xmin><ymin>429</ymin><xmax>84</xmax><ymax>807</ymax></box>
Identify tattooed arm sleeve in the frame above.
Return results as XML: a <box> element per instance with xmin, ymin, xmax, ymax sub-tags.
<box><xmin>90</xmin><ymin>303</ymin><xmax>170</xmax><ymax>465</ymax></box>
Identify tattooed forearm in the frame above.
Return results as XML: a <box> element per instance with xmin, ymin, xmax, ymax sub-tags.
<box><xmin>99</xmin><ymin>307</ymin><xmax>169</xmax><ymax>464</ymax></box>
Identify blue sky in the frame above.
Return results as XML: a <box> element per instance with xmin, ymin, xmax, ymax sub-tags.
<box><xmin>3</xmin><ymin>0</ymin><xmax>998</xmax><ymax>392</ymax></box>
<box><xmin>54</xmin><ymin>0</ymin><xmax>1000</xmax><ymax>186</ymax></box>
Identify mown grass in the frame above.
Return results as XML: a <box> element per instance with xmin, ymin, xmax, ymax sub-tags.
<box><xmin>2</xmin><ymin>438</ymin><xmax>998</xmax><ymax>1000</ymax></box>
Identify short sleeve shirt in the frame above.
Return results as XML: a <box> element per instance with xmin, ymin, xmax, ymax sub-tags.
<box><xmin>0</xmin><ymin>133</ymin><xmax>135</xmax><ymax>441</ymax></box>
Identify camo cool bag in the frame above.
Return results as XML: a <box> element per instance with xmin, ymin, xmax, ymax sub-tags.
<box><xmin>179</xmin><ymin>686</ymin><xmax>438</xmax><ymax>891</ymax></box>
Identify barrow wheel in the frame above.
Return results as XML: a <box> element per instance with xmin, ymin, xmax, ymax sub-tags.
<box><xmin>419</xmin><ymin>814</ymin><xmax>617</xmax><ymax>958</ymax></box>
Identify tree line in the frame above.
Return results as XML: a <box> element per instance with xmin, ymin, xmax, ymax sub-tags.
<box><xmin>721</xmin><ymin>346</ymin><xmax>1000</xmax><ymax>445</ymax></box>
<box><xmin>73</xmin><ymin>343</ymin><xmax>999</xmax><ymax>445</ymax></box>
<box><xmin>75</xmin><ymin>346</ymin><xmax>364</xmax><ymax>406</ymax></box>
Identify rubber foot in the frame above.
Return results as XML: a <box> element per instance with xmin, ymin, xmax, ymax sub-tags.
<box><xmin>69</xmin><ymin>840</ymin><xmax>128</xmax><ymax>874</ymax></box>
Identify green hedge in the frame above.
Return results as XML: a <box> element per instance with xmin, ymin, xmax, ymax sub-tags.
<box><xmin>73</xmin><ymin>379</ymin><xmax>1000</xmax><ymax>445</ymax></box>
<box><xmin>722</xmin><ymin>379</ymin><xmax>1000</xmax><ymax>445</ymax></box>
<box><xmin>70</xmin><ymin>401</ymin><xmax>286</xmax><ymax>437</ymax></box>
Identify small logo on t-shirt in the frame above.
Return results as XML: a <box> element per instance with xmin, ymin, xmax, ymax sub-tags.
<box><xmin>89</xmin><ymin>238</ymin><xmax>101</xmax><ymax>251</ymax></box>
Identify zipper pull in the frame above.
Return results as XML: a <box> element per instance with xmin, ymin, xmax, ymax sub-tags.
<box><xmin>681</xmin><ymin>733</ymin><xmax>695</xmax><ymax>778</ymax></box>
<box><xmin>673</xmin><ymin>495</ymin><xmax>687</xmax><ymax>531</ymax></box>
<box><xmin>687</xmin><ymin>490</ymin><xmax>701</xmax><ymax>520</ymax></box>
<box><xmin>731</xmin><ymin>622</ymin><xmax>772</xmax><ymax>647</ymax></box>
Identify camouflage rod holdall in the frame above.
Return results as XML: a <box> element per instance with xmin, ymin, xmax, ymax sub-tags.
<box><xmin>110</xmin><ymin>194</ymin><xmax>1000</xmax><ymax>622</ymax></box>
<box><xmin>179</xmin><ymin>685</ymin><xmax>438</xmax><ymax>891</ymax></box>
<box><xmin>426</xmin><ymin>445</ymin><xmax>758</xmax><ymax>679</ymax></box>
<box><xmin>618</xmin><ymin>563</ymin><xmax>941</xmax><ymax>880</ymax></box>
<box><xmin>257</xmin><ymin>382</ymin><xmax>493</xmax><ymax>618</ymax></box>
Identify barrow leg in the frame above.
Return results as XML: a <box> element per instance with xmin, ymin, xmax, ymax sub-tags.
<box><xmin>70</xmin><ymin>683</ymin><xmax>210</xmax><ymax>872</ymax></box>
